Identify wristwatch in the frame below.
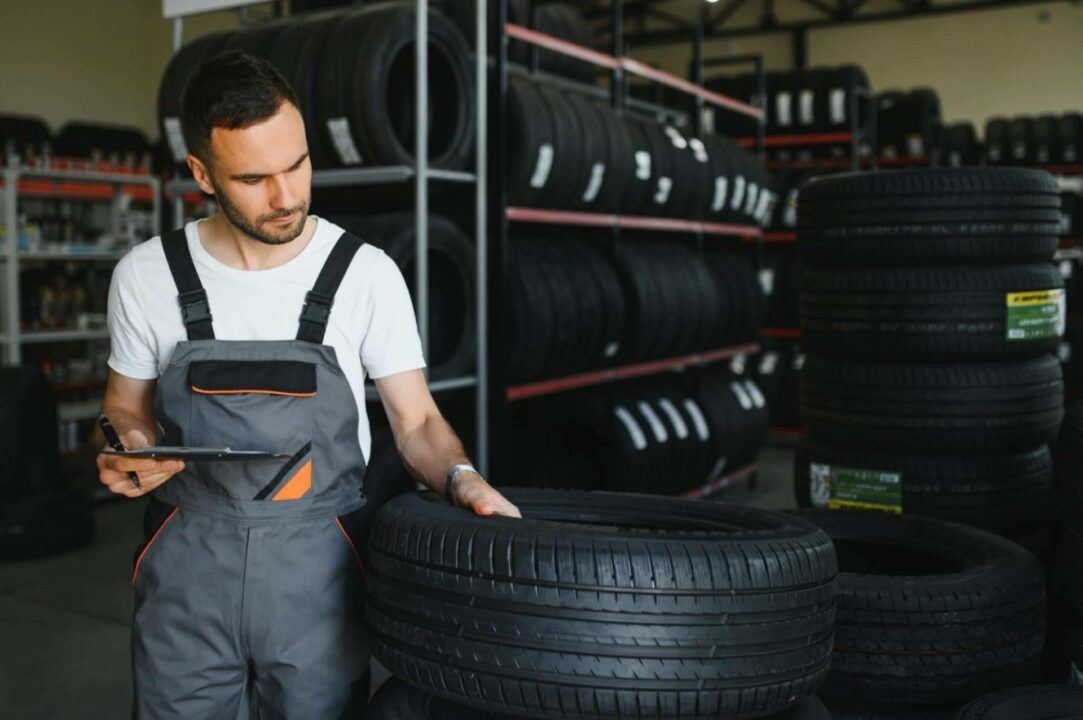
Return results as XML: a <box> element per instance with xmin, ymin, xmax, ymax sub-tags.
<box><xmin>445</xmin><ymin>463</ymin><xmax>479</xmax><ymax>506</ymax></box>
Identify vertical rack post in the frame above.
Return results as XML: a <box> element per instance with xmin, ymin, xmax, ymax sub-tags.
<box><xmin>415</xmin><ymin>0</ymin><xmax>430</xmax><ymax>364</ymax></box>
<box><xmin>3</xmin><ymin>167</ymin><xmax>20</xmax><ymax>365</ymax></box>
<box><xmin>611</xmin><ymin>0</ymin><xmax>623</xmax><ymax>110</ymax></box>
<box><xmin>487</xmin><ymin>0</ymin><xmax>510</xmax><ymax>481</ymax></box>
<box><xmin>474</xmin><ymin>0</ymin><xmax>489</xmax><ymax>476</ymax></box>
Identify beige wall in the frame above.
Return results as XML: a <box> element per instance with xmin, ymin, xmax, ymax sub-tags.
<box><xmin>626</xmin><ymin>1</ymin><xmax>1083</xmax><ymax>132</ymax></box>
<box><xmin>0</xmin><ymin>1</ymin><xmax>265</xmax><ymax>141</ymax></box>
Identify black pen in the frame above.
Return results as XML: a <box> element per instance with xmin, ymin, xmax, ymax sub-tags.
<box><xmin>98</xmin><ymin>413</ymin><xmax>142</xmax><ymax>489</ymax></box>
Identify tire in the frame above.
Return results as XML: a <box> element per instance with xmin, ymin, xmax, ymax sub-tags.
<box><xmin>1057</xmin><ymin>113</ymin><xmax>1082</xmax><ymax>164</ymax></box>
<box><xmin>941</xmin><ymin>122</ymin><xmax>980</xmax><ymax>168</ymax></box>
<box><xmin>896</xmin><ymin>88</ymin><xmax>940</xmax><ymax>159</ymax></box>
<box><xmin>793</xmin><ymin>441</ymin><xmax>1054</xmax><ymax>534</ymax></box>
<box><xmin>797</xmin><ymin>510</ymin><xmax>1046</xmax><ymax>707</ymax></box>
<box><xmin>318</xmin><ymin>5</ymin><xmax>475</xmax><ymax>170</ymax></box>
<box><xmin>368</xmin><ymin>677</ymin><xmax>832</xmax><ymax>720</ymax></box>
<box><xmin>799</xmin><ymin>355</ymin><xmax>1064</xmax><ymax>452</ymax></box>
<box><xmin>157</xmin><ymin>31</ymin><xmax>234</xmax><ymax>163</ymax></box>
<box><xmin>613</xmin><ymin>240</ymin><xmax>666</xmax><ymax>362</ymax></box>
<box><xmin>332</xmin><ymin>213</ymin><xmax>475</xmax><ymax>380</ymax></box>
<box><xmin>799</xmin><ymin>264</ymin><xmax>1065</xmax><ymax>359</ymax></box>
<box><xmin>797</xmin><ymin>168</ymin><xmax>1061</xmax><ymax>268</ymax></box>
<box><xmin>985</xmin><ymin>118</ymin><xmax>1011</xmax><ymax>165</ymax></box>
<box><xmin>367</xmin><ymin>489</ymin><xmax>837</xmax><ymax>720</ymax></box>
<box><xmin>508</xmin><ymin>240</ymin><xmax>554</xmax><ymax>382</ymax></box>
<box><xmin>1054</xmin><ymin>401</ymin><xmax>1083</xmax><ymax>514</ymax></box>
<box><xmin>957</xmin><ymin>685</ymin><xmax>1083</xmax><ymax>719</ymax></box>
<box><xmin>563</xmin><ymin>92</ymin><xmax>625</xmax><ymax>212</ymax></box>
<box><xmin>1032</xmin><ymin>115</ymin><xmax>1060</xmax><ymax>165</ymax></box>
<box><xmin>1008</xmin><ymin>117</ymin><xmax>1036</xmax><ymax>165</ymax></box>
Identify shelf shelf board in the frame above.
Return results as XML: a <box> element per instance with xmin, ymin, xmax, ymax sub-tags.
<box><xmin>761</xmin><ymin>327</ymin><xmax>803</xmax><ymax>340</ymax></box>
<box><xmin>741</xmin><ymin>132</ymin><xmax>853</xmax><ymax>148</ymax></box>
<box><xmin>58</xmin><ymin>398</ymin><xmax>103</xmax><ymax>422</ymax></box>
<box><xmin>1</xmin><ymin>178</ymin><xmax>155</xmax><ymax>202</ymax></box>
<box><xmin>506</xmin><ymin>207</ymin><xmax>761</xmax><ymax>238</ymax></box>
<box><xmin>762</xmin><ymin>232</ymin><xmax>797</xmax><ymax>244</ymax></box>
<box><xmin>680</xmin><ymin>463</ymin><xmax>759</xmax><ymax>500</ymax></box>
<box><xmin>15</xmin><ymin>249</ymin><xmax>126</xmax><ymax>262</ymax></box>
<box><xmin>504</xmin><ymin>23</ymin><xmax>763</xmax><ymax>121</ymax></box>
<box><xmin>507</xmin><ymin>343</ymin><xmax>760</xmax><ymax>401</ymax></box>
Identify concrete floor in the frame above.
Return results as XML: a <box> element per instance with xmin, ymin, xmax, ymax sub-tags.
<box><xmin>0</xmin><ymin>446</ymin><xmax>797</xmax><ymax>719</ymax></box>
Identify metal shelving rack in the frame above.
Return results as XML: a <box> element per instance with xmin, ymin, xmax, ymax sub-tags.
<box><xmin>487</xmin><ymin>0</ymin><xmax>768</xmax><ymax>494</ymax></box>
<box><xmin>1</xmin><ymin>164</ymin><xmax>161</xmax><ymax>366</ymax></box>
<box><xmin>162</xmin><ymin>0</ymin><xmax>491</xmax><ymax>473</ymax></box>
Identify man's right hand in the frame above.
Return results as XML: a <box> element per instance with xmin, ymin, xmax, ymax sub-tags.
<box><xmin>96</xmin><ymin>429</ymin><xmax>185</xmax><ymax>498</ymax></box>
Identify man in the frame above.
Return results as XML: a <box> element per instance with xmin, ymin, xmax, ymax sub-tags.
<box><xmin>97</xmin><ymin>50</ymin><xmax>519</xmax><ymax>719</ymax></box>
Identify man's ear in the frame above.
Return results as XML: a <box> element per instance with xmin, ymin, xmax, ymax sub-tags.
<box><xmin>187</xmin><ymin>154</ymin><xmax>215</xmax><ymax>196</ymax></box>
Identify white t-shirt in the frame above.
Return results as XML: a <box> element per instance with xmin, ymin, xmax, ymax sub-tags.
<box><xmin>106</xmin><ymin>215</ymin><xmax>427</xmax><ymax>462</ymax></box>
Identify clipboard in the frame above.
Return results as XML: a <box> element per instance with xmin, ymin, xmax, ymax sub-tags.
<box><xmin>102</xmin><ymin>447</ymin><xmax>293</xmax><ymax>462</ymax></box>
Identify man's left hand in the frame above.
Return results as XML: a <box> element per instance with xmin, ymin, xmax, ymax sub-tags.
<box><xmin>453</xmin><ymin>472</ymin><xmax>522</xmax><ymax>518</ymax></box>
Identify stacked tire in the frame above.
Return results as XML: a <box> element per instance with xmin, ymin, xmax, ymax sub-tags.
<box><xmin>366</xmin><ymin>488</ymin><xmax>838</xmax><ymax>719</ymax></box>
<box><xmin>876</xmin><ymin>88</ymin><xmax>942</xmax><ymax>161</ymax></box>
<box><xmin>507</xmin><ymin>238</ymin><xmax>765</xmax><ymax>382</ymax></box>
<box><xmin>0</xmin><ymin>367</ymin><xmax>92</xmax><ymax>560</ymax></box>
<box><xmin>158</xmin><ymin>5</ymin><xmax>476</xmax><ymax>171</ymax></box>
<box><xmin>511</xmin><ymin>369</ymin><xmax>768</xmax><ymax>496</ymax></box>
<box><xmin>507</xmin><ymin>77</ymin><xmax>770</xmax><ymax>223</ymax></box>
<box><xmin>794</xmin><ymin>168</ymin><xmax>1064</xmax><ymax>711</ymax></box>
<box><xmin>796</xmin><ymin>168</ymin><xmax>1064</xmax><ymax>549</ymax></box>
<box><xmin>1054</xmin><ymin>402</ymin><xmax>1083</xmax><ymax>681</ymax></box>
<box><xmin>798</xmin><ymin>510</ymin><xmax>1047</xmax><ymax>717</ymax></box>
<box><xmin>986</xmin><ymin>112</ymin><xmax>1083</xmax><ymax>166</ymax></box>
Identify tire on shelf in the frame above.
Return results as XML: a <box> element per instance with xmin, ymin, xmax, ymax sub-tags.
<box><xmin>367</xmin><ymin>489</ymin><xmax>837</xmax><ymax>720</ymax></box>
<box><xmin>1054</xmin><ymin>400</ymin><xmax>1083</xmax><ymax>514</ymax></box>
<box><xmin>797</xmin><ymin>167</ymin><xmax>1061</xmax><ymax>267</ymax></box>
<box><xmin>799</xmin><ymin>264</ymin><xmax>1065</xmax><ymax>359</ymax></box>
<box><xmin>1007</xmin><ymin>117</ymin><xmax>1036</xmax><ymax>165</ymax></box>
<box><xmin>1056</xmin><ymin>112</ymin><xmax>1082</xmax><ymax>164</ymax></box>
<box><xmin>984</xmin><ymin>117</ymin><xmax>1011</xmax><ymax>165</ymax></box>
<box><xmin>797</xmin><ymin>510</ymin><xmax>1046</xmax><ymax>708</ymax></box>
<box><xmin>957</xmin><ymin>686</ymin><xmax>1083</xmax><ymax>720</ymax></box>
<box><xmin>799</xmin><ymin>355</ymin><xmax>1064</xmax><ymax>452</ymax></box>
<box><xmin>315</xmin><ymin>4</ymin><xmax>475</xmax><ymax>170</ymax></box>
<box><xmin>332</xmin><ymin>213</ymin><xmax>475</xmax><ymax>381</ymax></box>
<box><xmin>793</xmin><ymin>441</ymin><xmax>1055</xmax><ymax>535</ymax></box>
<box><xmin>157</xmin><ymin>30</ymin><xmax>235</xmax><ymax>164</ymax></box>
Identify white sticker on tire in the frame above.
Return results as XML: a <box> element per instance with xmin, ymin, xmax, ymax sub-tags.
<box><xmin>582</xmin><ymin>162</ymin><xmax>606</xmax><ymax>203</ymax></box>
<box><xmin>634</xmin><ymin>151</ymin><xmax>651</xmax><ymax>180</ymax></box>
<box><xmin>637</xmin><ymin>401</ymin><xmax>669</xmax><ymax>443</ymax></box>
<box><xmin>809</xmin><ymin>463</ymin><xmax>831</xmax><ymax>508</ymax></box>
<box><xmin>614</xmin><ymin>406</ymin><xmax>647</xmax><ymax>451</ymax></box>
<box><xmin>730</xmin><ymin>381</ymin><xmax>753</xmax><ymax>410</ymax></box>
<box><xmin>907</xmin><ymin>134</ymin><xmax>925</xmax><ymax>158</ymax></box>
<box><xmin>711</xmin><ymin>177</ymin><xmax>729</xmax><ymax>212</ymax></box>
<box><xmin>689</xmin><ymin>137</ymin><xmax>709</xmax><ymax>163</ymax></box>
<box><xmin>657</xmin><ymin>399</ymin><xmax>689</xmax><ymax>440</ymax></box>
<box><xmin>793</xmin><ymin>353</ymin><xmax>806</xmax><ymax>370</ymax></box>
<box><xmin>799</xmin><ymin>90</ymin><xmax>815</xmax><ymax>125</ymax></box>
<box><xmin>603</xmin><ymin>341</ymin><xmax>620</xmax><ymax>358</ymax></box>
<box><xmin>743</xmin><ymin>380</ymin><xmax>766</xmax><ymax>409</ymax></box>
<box><xmin>654</xmin><ymin>176</ymin><xmax>673</xmax><ymax>205</ymax></box>
<box><xmin>682</xmin><ymin>399</ymin><xmax>710</xmax><ymax>442</ymax></box>
<box><xmin>163</xmin><ymin>117</ymin><xmax>189</xmax><ymax>162</ymax></box>
<box><xmin>745</xmin><ymin>183</ymin><xmax>759</xmax><ymax>217</ymax></box>
<box><xmin>664</xmin><ymin>126</ymin><xmax>688</xmax><ymax>149</ymax></box>
<box><xmin>759</xmin><ymin>352</ymin><xmax>779</xmax><ymax>375</ymax></box>
<box><xmin>755</xmin><ymin>190</ymin><xmax>772</xmax><ymax>223</ymax></box>
<box><xmin>776</xmin><ymin>92</ymin><xmax>793</xmax><ymax>127</ymax></box>
<box><xmin>327</xmin><ymin>117</ymin><xmax>363</xmax><ymax>165</ymax></box>
<box><xmin>730</xmin><ymin>353</ymin><xmax>747</xmax><ymax>374</ymax></box>
<box><xmin>529</xmin><ymin>143</ymin><xmax>555</xmax><ymax>189</ymax></box>
<box><xmin>830</xmin><ymin>89</ymin><xmax>846</xmax><ymax>124</ymax></box>
<box><xmin>759</xmin><ymin>268</ymin><xmax>775</xmax><ymax>296</ymax></box>
<box><xmin>730</xmin><ymin>176</ymin><xmax>746</xmax><ymax>210</ymax></box>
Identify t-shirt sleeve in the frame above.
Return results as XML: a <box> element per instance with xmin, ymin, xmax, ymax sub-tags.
<box><xmin>106</xmin><ymin>253</ymin><xmax>160</xmax><ymax>380</ymax></box>
<box><xmin>360</xmin><ymin>251</ymin><xmax>427</xmax><ymax>379</ymax></box>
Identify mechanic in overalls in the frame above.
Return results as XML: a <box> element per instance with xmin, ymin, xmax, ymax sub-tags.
<box><xmin>97</xmin><ymin>50</ymin><xmax>520</xmax><ymax>719</ymax></box>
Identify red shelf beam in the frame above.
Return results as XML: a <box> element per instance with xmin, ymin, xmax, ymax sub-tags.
<box><xmin>506</xmin><ymin>206</ymin><xmax>761</xmax><ymax>239</ymax></box>
<box><xmin>0</xmin><ymin>179</ymin><xmax>154</xmax><ymax>202</ymax></box>
<box><xmin>740</xmin><ymin>132</ymin><xmax>852</xmax><ymax>148</ymax></box>
<box><xmin>504</xmin><ymin>23</ymin><xmax>763</xmax><ymax>121</ymax></box>
<box><xmin>507</xmin><ymin>343</ymin><xmax>760</xmax><ymax>401</ymax></box>
<box><xmin>681</xmin><ymin>463</ymin><xmax>758</xmax><ymax>500</ymax></box>
<box><xmin>762</xmin><ymin>232</ymin><xmax>797</xmax><ymax>244</ymax></box>
<box><xmin>1041</xmin><ymin>164</ymin><xmax>1083</xmax><ymax>174</ymax></box>
<box><xmin>761</xmin><ymin>327</ymin><xmax>803</xmax><ymax>339</ymax></box>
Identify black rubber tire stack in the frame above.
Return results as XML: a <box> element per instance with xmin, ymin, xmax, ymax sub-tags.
<box><xmin>367</xmin><ymin>489</ymin><xmax>837</xmax><ymax>719</ymax></box>
<box><xmin>956</xmin><ymin>685</ymin><xmax>1083</xmax><ymax>719</ymax></box>
<box><xmin>984</xmin><ymin>112</ymin><xmax>1083</xmax><ymax>167</ymax></box>
<box><xmin>0</xmin><ymin>367</ymin><xmax>92</xmax><ymax>560</ymax></box>
<box><xmin>0</xmin><ymin>113</ymin><xmax>53</xmax><ymax>162</ymax></box>
<box><xmin>795</xmin><ymin>168</ymin><xmax>1064</xmax><ymax>710</ymax></box>
<box><xmin>158</xmin><ymin>6</ymin><xmax>476</xmax><ymax>172</ymax></box>
<box><xmin>796</xmin><ymin>168</ymin><xmax>1064</xmax><ymax>546</ymax></box>
<box><xmin>798</xmin><ymin>510</ymin><xmax>1047</xmax><ymax>718</ymax></box>
<box><xmin>876</xmin><ymin>89</ymin><xmax>943</xmax><ymax>162</ymax></box>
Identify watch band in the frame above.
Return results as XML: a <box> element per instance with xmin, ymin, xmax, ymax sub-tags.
<box><xmin>445</xmin><ymin>463</ymin><xmax>477</xmax><ymax>506</ymax></box>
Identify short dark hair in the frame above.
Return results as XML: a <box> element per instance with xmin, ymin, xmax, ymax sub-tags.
<box><xmin>180</xmin><ymin>49</ymin><xmax>299</xmax><ymax>162</ymax></box>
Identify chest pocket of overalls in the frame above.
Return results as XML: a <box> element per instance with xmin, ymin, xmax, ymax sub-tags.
<box><xmin>187</xmin><ymin>359</ymin><xmax>316</xmax><ymax>501</ymax></box>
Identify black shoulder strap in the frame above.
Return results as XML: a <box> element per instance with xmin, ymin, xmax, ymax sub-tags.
<box><xmin>161</xmin><ymin>228</ymin><xmax>215</xmax><ymax>341</ymax></box>
<box><xmin>297</xmin><ymin>232</ymin><xmax>365</xmax><ymax>344</ymax></box>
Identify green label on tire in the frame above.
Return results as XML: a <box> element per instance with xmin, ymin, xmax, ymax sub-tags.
<box><xmin>1006</xmin><ymin>289</ymin><xmax>1065</xmax><ymax>341</ymax></box>
<box><xmin>809</xmin><ymin>463</ymin><xmax>902</xmax><ymax>514</ymax></box>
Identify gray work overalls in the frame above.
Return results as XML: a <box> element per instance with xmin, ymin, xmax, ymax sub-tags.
<box><xmin>130</xmin><ymin>227</ymin><xmax>371</xmax><ymax>719</ymax></box>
